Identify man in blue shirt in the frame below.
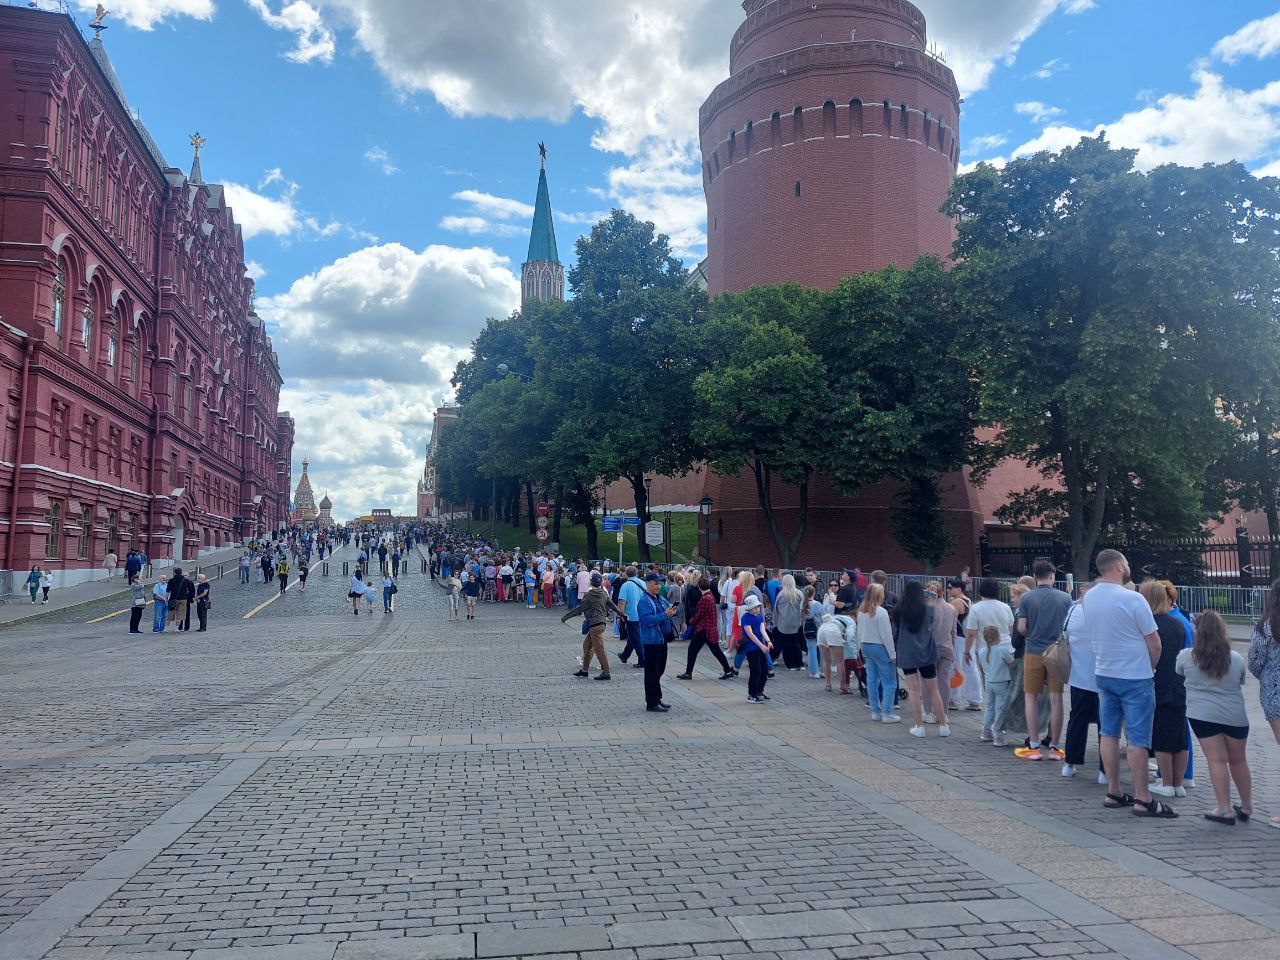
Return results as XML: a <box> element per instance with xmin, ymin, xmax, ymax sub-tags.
<box><xmin>617</xmin><ymin>566</ymin><xmax>648</xmax><ymax>668</ymax></box>
<box><xmin>637</xmin><ymin>573</ymin><xmax>677</xmax><ymax>711</ymax></box>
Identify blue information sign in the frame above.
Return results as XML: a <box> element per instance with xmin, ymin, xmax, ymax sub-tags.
<box><xmin>622</xmin><ymin>517</ymin><xmax>642</xmax><ymax>526</ymax></box>
<box><xmin>601</xmin><ymin>517</ymin><xmax>622</xmax><ymax>532</ymax></box>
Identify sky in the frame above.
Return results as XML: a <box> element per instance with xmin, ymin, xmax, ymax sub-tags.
<box><xmin>55</xmin><ymin>0</ymin><xmax>1280</xmax><ymax>521</ymax></box>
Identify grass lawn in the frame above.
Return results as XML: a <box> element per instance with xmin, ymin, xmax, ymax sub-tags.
<box><xmin>473</xmin><ymin>512</ymin><xmax>702</xmax><ymax>564</ymax></box>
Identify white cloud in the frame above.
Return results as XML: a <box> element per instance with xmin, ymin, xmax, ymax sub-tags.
<box><xmin>283</xmin><ymin>382</ymin><xmax>441</xmax><ymax>520</ymax></box>
<box><xmin>966</xmin><ymin>133</ymin><xmax>1009</xmax><ymax>154</ymax></box>
<box><xmin>913</xmin><ymin>0</ymin><xmax>1092</xmax><ymax>97</ymax></box>
<box><xmin>1213</xmin><ymin>10</ymin><xmax>1280</xmax><ymax>64</ymax></box>
<box><xmin>246</xmin><ymin>0</ymin><xmax>336</xmax><ymax>64</ymax></box>
<box><xmin>1034</xmin><ymin>57</ymin><xmax>1066</xmax><ymax>79</ymax></box>
<box><xmin>223</xmin><ymin>177</ymin><xmax>302</xmax><ymax>240</ymax></box>
<box><xmin>73</xmin><ymin>0</ymin><xmax>213</xmax><ymax>30</ymax></box>
<box><xmin>244</xmin><ymin>259</ymin><xmax>268</xmax><ymax>279</ymax></box>
<box><xmin>260</xmin><ymin>242</ymin><xmax>520</xmax><ymax>386</ymax></box>
<box><xmin>1015</xmin><ymin>101</ymin><xmax>1065</xmax><ymax>123</ymax></box>
<box><xmin>453</xmin><ymin>190</ymin><xmax>534</xmax><ymax>222</ymax></box>
<box><xmin>439</xmin><ymin>215</ymin><xmax>524</xmax><ymax>237</ymax></box>
<box><xmin>364</xmin><ymin>146</ymin><xmax>399</xmax><ymax>175</ymax></box>
<box><xmin>1255</xmin><ymin>157</ymin><xmax>1280</xmax><ymax>179</ymax></box>
<box><xmin>1012</xmin><ymin>69</ymin><xmax>1280</xmax><ymax>172</ymax></box>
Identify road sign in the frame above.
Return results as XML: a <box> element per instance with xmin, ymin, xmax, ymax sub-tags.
<box><xmin>601</xmin><ymin>517</ymin><xmax>622</xmax><ymax>533</ymax></box>
<box><xmin>536</xmin><ymin>501</ymin><xmax>551</xmax><ymax>517</ymax></box>
<box><xmin>644</xmin><ymin>520</ymin><xmax>664</xmax><ymax>546</ymax></box>
<box><xmin>616</xmin><ymin>532</ymin><xmax>624</xmax><ymax>544</ymax></box>
<box><xmin>536</xmin><ymin>528</ymin><xmax>549</xmax><ymax>541</ymax></box>
<box><xmin>622</xmin><ymin>517</ymin><xmax>641</xmax><ymax>526</ymax></box>
<box><xmin>536</xmin><ymin>516</ymin><xmax>549</xmax><ymax>530</ymax></box>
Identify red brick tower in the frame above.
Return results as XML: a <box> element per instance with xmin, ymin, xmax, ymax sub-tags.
<box><xmin>701</xmin><ymin>0</ymin><xmax>960</xmax><ymax>295</ymax></box>
<box><xmin>694</xmin><ymin>0</ymin><xmax>982</xmax><ymax>572</ymax></box>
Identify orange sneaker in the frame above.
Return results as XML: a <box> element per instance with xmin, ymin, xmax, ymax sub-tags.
<box><xmin>1046</xmin><ymin>746</ymin><xmax>1066</xmax><ymax>761</ymax></box>
<box><xmin>1014</xmin><ymin>747</ymin><xmax>1042</xmax><ymax>760</ymax></box>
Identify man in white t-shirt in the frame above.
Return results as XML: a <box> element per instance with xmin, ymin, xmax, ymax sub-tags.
<box><xmin>1082</xmin><ymin>549</ymin><xmax>1172</xmax><ymax>817</ymax></box>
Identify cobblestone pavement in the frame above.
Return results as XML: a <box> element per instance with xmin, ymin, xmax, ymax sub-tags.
<box><xmin>1</xmin><ymin>554</ymin><xmax>1279</xmax><ymax>960</ymax></box>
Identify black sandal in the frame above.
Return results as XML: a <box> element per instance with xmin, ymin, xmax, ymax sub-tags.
<box><xmin>1204</xmin><ymin>812</ymin><xmax>1236</xmax><ymax>825</ymax></box>
<box><xmin>1233</xmin><ymin>805</ymin><xmax>1252</xmax><ymax>823</ymax></box>
<box><xmin>1133</xmin><ymin>799</ymin><xmax>1178</xmax><ymax>818</ymax></box>
<box><xmin>1103</xmin><ymin>793</ymin><xmax>1135</xmax><ymax>808</ymax></box>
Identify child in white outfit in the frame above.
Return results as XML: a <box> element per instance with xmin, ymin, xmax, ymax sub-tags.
<box><xmin>975</xmin><ymin>625</ymin><xmax>1016</xmax><ymax>746</ymax></box>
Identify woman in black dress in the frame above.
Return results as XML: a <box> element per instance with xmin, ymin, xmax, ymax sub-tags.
<box><xmin>1141</xmin><ymin>580</ymin><xmax>1189</xmax><ymax>798</ymax></box>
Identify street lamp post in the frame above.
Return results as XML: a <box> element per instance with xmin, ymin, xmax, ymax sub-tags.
<box><xmin>699</xmin><ymin>496</ymin><xmax>713</xmax><ymax>565</ymax></box>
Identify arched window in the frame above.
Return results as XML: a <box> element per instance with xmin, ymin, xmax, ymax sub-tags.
<box><xmin>82</xmin><ymin>302</ymin><xmax>94</xmax><ymax>352</ymax></box>
<box><xmin>52</xmin><ymin>260</ymin><xmax>66</xmax><ymax>346</ymax></box>
<box><xmin>129</xmin><ymin>340</ymin><xmax>139</xmax><ymax>387</ymax></box>
<box><xmin>106</xmin><ymin>331</ymin><xmax>116</xmax><ymax>369</ymax></box>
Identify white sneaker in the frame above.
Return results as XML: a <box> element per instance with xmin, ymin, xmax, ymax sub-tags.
<box><xmin>922</xmin><ymin>712</ymin><xmax>937</xmax><ymax>724</ymax></box>
<box><xmin>1174</xmin><ymin>786</ymin><xmax>1187</xmax><ymax>798</ymax></box>
<box><xmin>1184</xmin><ymin>778</ymin><xmax>1196</xmax><ymax>789</ymax></box>
<box><xmin>1150</xmin><ymin>784</ymin><xmax>1177</xmax><ymax>798</ymax></box>
<box><xmin>1148</xmin><ymin>760</ymin><xmax>1159</xmax><ymax>774</ymax></box>
<box><xmin>909</xmin><ymin>726</ymin><xmax>927</xmax><ymax>738</ymax></box>
<box><xmin>1061</xmin><ymin>764</ymin><xmax>1076</xmax><ymax>779</ymax></box>
<box><xmin>882</xmin><ymin>714</ymin><xmax>902</xmax><ymax>724</ymax></box>
<box><xmin>1097</xmin><ymin>772</ymin><xmax>1108</xmax><ymax>785</ymax></box>
<box><xmin>870</xmin><ymin>712</ymin><xmax>882</xmax><ymax>721</ymax></box>
<box><xmin>938</xmin><ymin>724</ymin><xmax>951</xmax><ymax>737</ymax></box>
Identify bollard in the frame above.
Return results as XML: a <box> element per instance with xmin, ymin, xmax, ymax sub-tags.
<box><xmin>323</xmin><ymin>562</ymin><xmax>329</xmax><ymax>577</ymax></box>
<box><xmin>343</xmin><ymin>561</ymin><xmax>349</xmax><ymax>577</ymax></box>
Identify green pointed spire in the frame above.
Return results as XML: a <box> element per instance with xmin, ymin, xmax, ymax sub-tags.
<box><xmin>527</xmin><ymin>166</ymin><xmax>560</xmax><ymax>265</ymax></box>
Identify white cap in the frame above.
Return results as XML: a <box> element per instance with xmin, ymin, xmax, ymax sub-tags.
<box><xmin>744</xmin><ymin>595</ymin><xmax>762</xmax><ymax>610</ymax></box>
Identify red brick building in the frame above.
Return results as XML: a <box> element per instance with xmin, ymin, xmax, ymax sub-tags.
<box><xmin>696</xmin><ymin>0</ymin><xmax>983</xmax><ymax>571</ymax></box>
<box><xmin>0</xmin><ymin>6</ymin><xmax>293</xmax><ymax>591</ymax></box>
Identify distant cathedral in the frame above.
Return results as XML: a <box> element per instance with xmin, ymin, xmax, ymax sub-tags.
<box><xmin>521</xmin><ymin>144</ymin><xmax>564</xmax><ymax>306</ymax></box>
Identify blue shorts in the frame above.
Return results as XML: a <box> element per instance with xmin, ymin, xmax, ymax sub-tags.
<box><xmin>1097</xmin><ymin>675</ymin><xmax>1155</xmax><ymax>749</ymax></box>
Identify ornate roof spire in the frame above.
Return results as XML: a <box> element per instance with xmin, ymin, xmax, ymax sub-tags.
<box><xmin>189</xmin><ymin>131</ymin><xmax>205</xmax><ymax>184</ymax></box>
<box><xmin>526</xmin><ymin>145</ymin><xmax>559</xmax><ymax>265</ymax></box>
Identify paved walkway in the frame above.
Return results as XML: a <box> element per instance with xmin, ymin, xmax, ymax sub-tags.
<box><xmin>0</xmin><ymin>546</ymin><xmax>249</xmax><ymax>628</ymax></box>
<box><xmin>1</xmin><ymin>555</ymin><xmax>1278</xmax><ymax>960</ymax></box>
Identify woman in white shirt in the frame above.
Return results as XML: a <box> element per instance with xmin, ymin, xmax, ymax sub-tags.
<box><xmin>857</xmin><ymin>584</ymin><xmax>898</xmax><ymax>720</ymax></box>
<box><xmin>1062</xmin><ymin>585</ymin><xmax>1102</xmax><ymax>780</ymax></box>
<box><xmin>717</xmin><ymin>567</ymin><xmax>736</xmax><ymax>644</ymax></box>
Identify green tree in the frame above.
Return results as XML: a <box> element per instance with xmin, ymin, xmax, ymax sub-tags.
<box><xmin>568</xmin><ymin>209</ymin><xmax>687</xmax><ymax>301</ymax></box>
<box><xmin>946</xmin><ymin>137</ymin><xmax>1274</xmax><ymax>579</ymax></box>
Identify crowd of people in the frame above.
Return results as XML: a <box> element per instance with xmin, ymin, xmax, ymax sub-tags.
<box><xmin>426</xmin><ymin>529</ymin><xmax>1280</xmax><ymax>829</ymax></box>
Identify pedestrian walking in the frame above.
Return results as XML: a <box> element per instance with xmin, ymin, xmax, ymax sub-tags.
<box><xmin>563</xmin><ymin>572</ymin><xmax>620</xmax><ymax>680</ymax></box>
<box><xmin>240</xmin><ymin>551</ymin><xmax>251</xmax><ymax>584</ymax></box>
<box><xmin>677</xmin><ymin>574</ymin><xmax>734</xmax><ymax>680</ymax></box>
<box><xmin>103</xmin><ymin>550</ymin><xmax>118</xmax><ymax>580</ymax></box>
<box><xmin>276</xmin><ymin>556</ymin><xmax>290</xmax><ymax>595</ymax></box>
<box><xmin>24</xmin><ymin>565</ymin><xmax>41</xmax><ymax>603</ymax></box>
<box><xmin>298</xmin><ymin>559</ymin><xmax>309</xmax><ymax>592</ymax></box>
<box><xmin>364</xmin><ymin>580</ymin><xmax>376</xmax><ymax>614</ymax></box>
<box><xmin>382</xmin><ymin>573</ymin><xmax>395</xmax><ymax>613</ymax></box>
<box><xmin>152</xmin><ymin>577</ymin><xmax>170</xmax><ymax>632</ymax></box>
<box><xmin>447</xmin><ymin>573</ymin><xmax>462</xmax><ymax>621</ymax></box>
<box><xmin>195</xmin><ymin>575</ymin><xmax>211</xmax><ymax>632</ymax></box>
<box><xmin>128</xmin><ymin>574</ymin><xmax>147</xmax><ymax>633</ymax></box>
<box><xmin>637</xmin><ymin>572</ymin><xmax>676</xmax><ymax>711</ymax></box>
<box><xmin>1181</xmin><ymin>611</ymin><xmax>1252</xmax><ymax>825</ymax></box>
<box><xmin>39</xmin><ymin>568</ymin><xmax>53</xmax><ymax>604</ymax></box>
<box><xmin>349</xmin><ymin>572</ymin><xmax>365</xmax><ymax>616</ymax></box>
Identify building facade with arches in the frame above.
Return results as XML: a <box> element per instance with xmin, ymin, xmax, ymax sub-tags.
<box><xmin>0</xmin><ymin>6</ymin><xmax>294</xmax><ymax>590</ymax></box>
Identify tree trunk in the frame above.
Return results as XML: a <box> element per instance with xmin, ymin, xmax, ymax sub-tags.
<box><xmin>525</xmin><ymin>480</ymin><xmax>536</xmax><ymax>534</ymax></box>
<box><xmin>629</xmin><ymin>473</ymin><xmax>651</xmax><ymax>563</ymax></box>
<box><xmin>570</xmin><ymin>483</ymin><xmax>599</xmax><ymax>561</ymax></box>
<box><xmin>509</xmin><ymin>481</ymin><xmax>521</xmax><ymax>528</ymax></box>
<box><xmin>752</xmin><ymin>460</ymin><xmax>808</xmax><ymax>567</ymax></box>
<box><xmin>1062</xmin><ymin>438</ymin><xmax>1110</xmax><ymax>582</ymax></box>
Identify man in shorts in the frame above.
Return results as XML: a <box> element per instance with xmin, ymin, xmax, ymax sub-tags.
<box><xmin>1083</xmin><ymin>549</ymin><xmax>1173</xmax><ymax>817</ymax></box>
<box><xmin>1014</xmin><ymin>560</ymin><xmax>1072</xmax><ymax>760</ymax></box>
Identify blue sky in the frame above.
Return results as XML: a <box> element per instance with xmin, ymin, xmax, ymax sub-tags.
<box><xmin>68</xmin><ymin>0</ymin><xmax>1280</xmax><ymax>519</ymax></box>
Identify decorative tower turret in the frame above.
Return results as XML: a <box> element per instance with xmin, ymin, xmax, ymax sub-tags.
<box><xmin>701</xmin><ymin>0</ymin><xmax>961</xmax><ymax>293</ymax></box>
<box><xmin>521</xmin><ymin>142</ymin><xmax>564</xmax><ymax>307</ymax></box>
<box><xmin>293</xmin><ymin>456</ymin><xmax>318</xmax><ymax>522</ymax></box>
